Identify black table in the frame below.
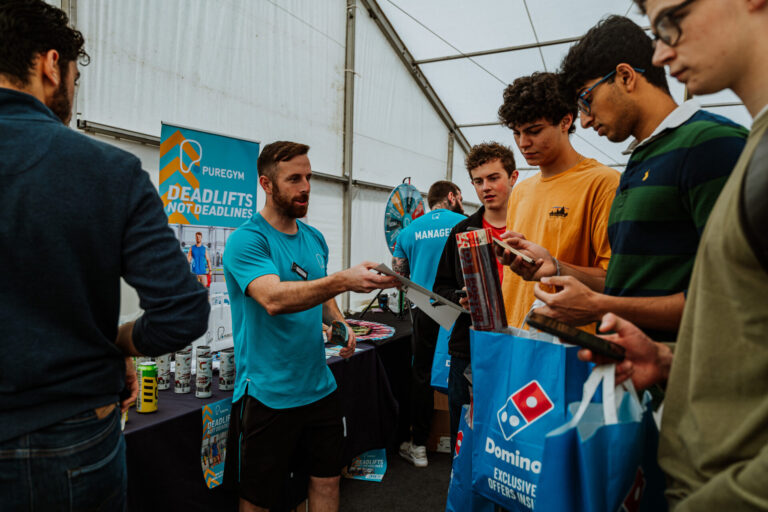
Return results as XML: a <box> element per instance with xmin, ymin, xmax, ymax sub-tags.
<box><xmin>125</xmin><ymin>327</ymin><xmax>408</xmax><ymax>512</ymax></box>
<box><xmin>351</xmin><ymin>310</ymin><xmax>414</xmax><ymax>449</ymax></box>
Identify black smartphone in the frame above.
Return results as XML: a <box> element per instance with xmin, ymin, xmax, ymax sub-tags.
<box><xmin>525</xmin><ymin>312</ymin><xmax>625</xmax><ymax>361</ymax></box>
<box><xmin>455</xmin><ymin>289</ymin><xmax>467</xmax><ymax>298</ymax></box>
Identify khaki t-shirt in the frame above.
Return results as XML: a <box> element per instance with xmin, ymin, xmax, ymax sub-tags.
<box><xmin>502</xmin><ymin>158</ymin><xmax>619</xmax><ymax>328</ymax></box>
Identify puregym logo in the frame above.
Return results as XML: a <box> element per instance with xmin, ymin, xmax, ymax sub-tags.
<box><xmin>496</xmin><ymin>380</ymin><xmax>554</xmax><ymax>440</ymax></box>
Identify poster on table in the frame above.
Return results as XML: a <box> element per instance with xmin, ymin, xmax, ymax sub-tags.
<box><xmin>159</xmin><ymin>122</ymin><xmax>260</xmax><ymax>353</ymax></box>
<box><xmin>343</xmin><ymin>449</ymin><xmax>387</xmax><ymax>482</ymax></box>
<box><xmin>201</xmin><ymin>398</ymin><xmax>233</xmax><ymax>489</ymax></box>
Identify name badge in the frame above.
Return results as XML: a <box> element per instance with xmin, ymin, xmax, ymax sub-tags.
<box><xmin>291</xmin><ymin>262</ymin><xmax>308</xmax><ymax>280</ymax></box>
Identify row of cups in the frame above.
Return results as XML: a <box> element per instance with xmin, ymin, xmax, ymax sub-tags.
<box><xmin>137</xmin><ymin>345</ymin><xmax>236</xmax><ymax>399</ymax></box>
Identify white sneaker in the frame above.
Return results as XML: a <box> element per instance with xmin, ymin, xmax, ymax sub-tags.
<box><xmin>399</xmin><ymin>441</ymin><xmax>428</xmax><ymax>467</ymax></box>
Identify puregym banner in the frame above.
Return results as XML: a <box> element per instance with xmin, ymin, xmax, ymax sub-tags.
<box><xmin>159</xmin><ymin>123</ymin><xmax>260</xmax><ymax>228</ymax></box>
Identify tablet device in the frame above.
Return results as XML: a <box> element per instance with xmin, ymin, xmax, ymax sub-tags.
<box><xmin>525</xmin><ymin>312</ymin><xmax>626</xmax><ymax>361</ymax></box>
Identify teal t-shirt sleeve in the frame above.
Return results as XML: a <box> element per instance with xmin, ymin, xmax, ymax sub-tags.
<box><xmin>393</xmin><ymin>231</ymin><xmax>408</xmax><ymax>259</ymax></box>
<box><xmin>223</xmin><ymin>231</ymin><xmax>278</xmax><ymax>293</ymax></box>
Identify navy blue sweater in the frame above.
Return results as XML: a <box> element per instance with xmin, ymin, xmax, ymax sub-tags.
<box><xmin>0</xmin><ymin>89</ymin><xmax>209</xmax><ymax>441</ymax></box>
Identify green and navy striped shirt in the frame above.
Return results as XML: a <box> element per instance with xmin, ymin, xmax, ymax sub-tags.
<box><xmin>604</xmin><ymin>106</ymin><xmax>748</xmax><ymax>341</ymax></box>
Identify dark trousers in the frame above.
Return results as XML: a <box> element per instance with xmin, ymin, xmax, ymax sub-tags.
<box><xmin>410</xmin><ymin>308</ymin><xmax>440</xmax><ymax>446</ymax></box>
<box><xmin>448</xmin><ymin>355</ymin><xmax>471</xmax><ymax>452</ymax></box>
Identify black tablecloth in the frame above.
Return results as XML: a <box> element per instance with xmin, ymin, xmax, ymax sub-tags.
<box><xmin>125</xmin><ymin>322</ymin><xmax>410</xmax><ymax>512</ymax></box>
<box><xmin>351</xmin><ymin>310</ymin><xmax>414</xmax><ymax>449</ymax></box>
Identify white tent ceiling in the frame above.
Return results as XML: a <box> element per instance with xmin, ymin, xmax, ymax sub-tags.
<box><xmin>375</xmin><ymin>0</ymin><xmax>751</xmax><ymax>181</ymax></box>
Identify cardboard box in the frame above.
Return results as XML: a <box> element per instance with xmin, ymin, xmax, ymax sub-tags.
<box><xmin>434</xmin><ymin>390</ymin><xmax>449</xmax><ymax>411</ymax></box>
<box><xmin>427</xmin><ymin>409</ymin><xmax>451</xmax><ymax>452</ymax></box>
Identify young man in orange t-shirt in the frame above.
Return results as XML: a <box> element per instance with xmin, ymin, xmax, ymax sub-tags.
<box><xmin>497</xmin><ymin>72</ymin><xmax>620</xmax><ymax>329</ymax></box>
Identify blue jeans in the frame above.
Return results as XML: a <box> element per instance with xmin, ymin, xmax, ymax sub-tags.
<box><xmin>0</xmin><ymin>406</ymin><xmax>126</xmax><ymax>511</ymax></box>
<box><xmin>448</xmin><ymin>356</ymin><xmax>471</xmax><ymax>453</ymax></box>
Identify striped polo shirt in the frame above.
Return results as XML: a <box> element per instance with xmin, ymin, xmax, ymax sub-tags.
<box><xmin>604</xmin><ymin>101</ymin><xmax>748</xmax><ymax>341</ymax></box>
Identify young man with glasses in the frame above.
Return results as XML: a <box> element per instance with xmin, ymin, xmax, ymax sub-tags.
<box><xmin>501</xmin><ymin>16</ymin><xmax>747</xmax><ymax>344</ymax></box>
<box><xmin>497</xmin><ymin>72</ymin><xmax>620</xmax><ymax>330</ymax></box>
<box><xmin>578</xmin><ymin>1</ymin><xmax>768</xmax><ymax>508</ymax></box>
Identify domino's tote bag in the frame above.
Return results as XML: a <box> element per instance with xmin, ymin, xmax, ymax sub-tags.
<box><xmin>446</xmin><ymin>405</ymin><xmax>495</xmax><ymax>512</ymax></box>
<box><xmin>470</xmin><ymin>327</ymin><xmax>591</xmax><ymax>511</ymax></box>
<box><xmin>536</xmin><ymin>365</ymin><xmax>667</xmax><ymax>512</ymax></box>
<box><xmin>431</xmin><ymin>325</ymin><xmax>453</xmax><ymax>394</ymax></box>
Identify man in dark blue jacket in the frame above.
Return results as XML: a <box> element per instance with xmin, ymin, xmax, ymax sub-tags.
<box><xmin>433</xmin><ymin>142</ymin><xmax>517</xmax><ymax>453</ymax></box>
<box><xmin>0</xmin><ymin>2</ymin><xmax>209</xmax><ymax>509</ymax></box>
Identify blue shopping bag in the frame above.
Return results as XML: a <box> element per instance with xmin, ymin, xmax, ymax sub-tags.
<box><xmin>536</xmin><ymin>365</ymin><xmax>667</xmax><ymax>512</ymax></box>
<box><xmin>431</xmin><ymin>325</ymin><xmax>453</xmax><ymax>394</ymax></box>
<box><xmin>446</xmin><ymin>405</ymin><xmax>495</xmax><ymax>512</ymax></box>
<box><xmin>470</xmin><ymin>327</ymin><xmax>591</xmax><ymax>511</ymax></box>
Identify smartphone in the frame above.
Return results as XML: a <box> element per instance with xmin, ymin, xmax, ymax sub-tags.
<box><xmin>492</xmin><ymin>237</ymin><xmax>535</xmax><ymax>264</ymax></box>
<box><xmin>330</xmin><ymin>320</ymin><xmax>349</xmax><ymax>348</ymax></box>
<box><xmin>455</xmin><ymin>289</ymin><xmax>467</xmax><ymax>298</ymax></box>
<box><xmin>525</xmin><ymin>312</ymin><xmax>626</xmax><ymax>361</ymax></box>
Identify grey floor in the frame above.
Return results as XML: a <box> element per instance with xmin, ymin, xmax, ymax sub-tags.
<box><xmin>339</xmin><ymin>450</ymin><xmax>453</xmax><ymax>512</ymax></box>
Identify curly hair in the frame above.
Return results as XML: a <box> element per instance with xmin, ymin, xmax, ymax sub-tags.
<box><xmin>465</xmin><ymin>142</ymin><xmax>516</xmax><ymax>177</ymax></box>
<box><xmin>559</xmin><ymin>16</ymin><xmax>668</xmax><ymax>104</ymax></box>
<box><xmin>0</xmin><ymin>0</ymin><xmax>89</xmax><ymax>86</ymax></box>
<box><xmin>498</xmin><ymin>72</ymin><xmax>577</xmax><ymax>134</ymax></box>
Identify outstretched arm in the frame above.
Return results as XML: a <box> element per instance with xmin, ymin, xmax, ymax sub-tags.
<box><xmin>533</xmin><ymin>277</ymin><xmax>685</xmax><ymax>333</ymax></box>
<box><xmin>498</xmin><ymin>231</ymin><xmax>606</xmax><ymax>291</ymax></box>
<box><xmin>246</xmin><ymin>261</ymin><xmax>398</xmax><ymax>316</ymax></box>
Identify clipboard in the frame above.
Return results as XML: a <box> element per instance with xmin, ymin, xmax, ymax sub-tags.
<box><xmin>374</xmin><ymin>264</ymin><xmax>468</xmax><ymax>330</ymax></box>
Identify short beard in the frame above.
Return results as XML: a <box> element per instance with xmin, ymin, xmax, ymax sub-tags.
<box><xmin>448</xmin><ymin>200</ymin><xmax>465</xmax><ymax>215</ymax></box>
<box><xmin>272</xmin><ymin>181</ymin><xmax>309</xmax><ymax>219</ymax></box>
<box><xmin>49</xmin><ymin>73</ymin><xmax>72</xmax><ymax>125</ymax></box>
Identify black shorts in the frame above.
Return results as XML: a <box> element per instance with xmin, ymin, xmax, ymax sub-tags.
<box><xmin>224</xmin><ymin>390</ymin><xmax>343</xmax><ymax>508</ymax></box>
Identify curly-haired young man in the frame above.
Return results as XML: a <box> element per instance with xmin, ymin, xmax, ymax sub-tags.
<box><xmin>496</xmin><ymin>72</ymin><xmax>620</xmax><ymax>329</ymax></box>
<box><xmin>507</xmin><ymin>16</ymin><xmax>747</xmax><ymax>344</ymax></box>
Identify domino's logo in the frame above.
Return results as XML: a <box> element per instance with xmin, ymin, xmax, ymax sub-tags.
<box><xmin>621</xmin><ymin>467</ymin><xmax>646</xmax><ymax>512</ymax></box>
<box><xmin>454</xmin><ymin>430</ymin><xmax>463</xmax><ymax>458</ymax></box>
<box><xmin>496</xmin><ymin>380</ymin><xmax>554</xmax><ymax>440</ymax></box>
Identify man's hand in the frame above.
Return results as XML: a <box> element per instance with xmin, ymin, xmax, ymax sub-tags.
<box><xmin>532</xmin><ymin>276</ymin><xmax>602</xmax><ymax>326</ymax></box>
<box><xmin>578</xmin><ymin>313</ymin><xmax>672</xmax><ymax>389</ymax></box>
<box><xmin>121</xmin><ymin>357</ymin><xmax>138</xmax><ymax>413</ymax></box>
<box><xmin>458</xmin><ymin>286</ymin><xmax>470</xmax><ymax>311</ymax></box>
<box><xmin>339</xmin><ymin>325</ymin><xmax>357</xmax><ymax>358</ymax></box>
<box><xmin>342</xmin><ymin>262</ymin><xmax>399</xmax><ymax>293</ymax></box>
<box><xmin>497</xmin><ymin>232</ymin><xmax>556</xmax><ymax>281</ymax></box>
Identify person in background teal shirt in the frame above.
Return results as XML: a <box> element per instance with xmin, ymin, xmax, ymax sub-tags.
<box><xmin>222</xmin><ymin>141</ymin><xmax>397</xmax><ymax>512</ymax></box>
<box><xmin>393</xmin><ymin>180</ymin><xmax>466</xmax><ymax>468</ymax></box>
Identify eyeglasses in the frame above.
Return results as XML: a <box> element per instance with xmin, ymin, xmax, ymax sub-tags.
<box><xmin>652</xmin><ymin>0</ymin><xmax>697</xmax><ymax>48</ymax></box>
<box><xmin>577</xmin><ymin>68</ymin><xmax>645</xmax><ymax>115</ymax></box>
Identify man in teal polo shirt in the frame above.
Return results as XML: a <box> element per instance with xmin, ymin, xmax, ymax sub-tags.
<box><xmin>393</xmin><ymin>180</ymin><xmax>466</xmax><ymax>467</ymax></box>
<box><xmin>223</xmin><ymin>141</ymin><xmax>397</xmax><ymax>512</ymax></box>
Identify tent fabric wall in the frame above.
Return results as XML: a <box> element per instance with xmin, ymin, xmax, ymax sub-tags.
<box><xmin>77</xmin><ymin>0</ymin><xmax>346</xmax><ymax>176</ymax></box>
<box><xmin>352</xmin><ymin>0</ymin><xmax>450</xmax><ymax>192</ymax></box>
<box><xmin>349</xmin><ymin>187</ymin><xmax>396</xmax><ymax>309</ymax></box>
